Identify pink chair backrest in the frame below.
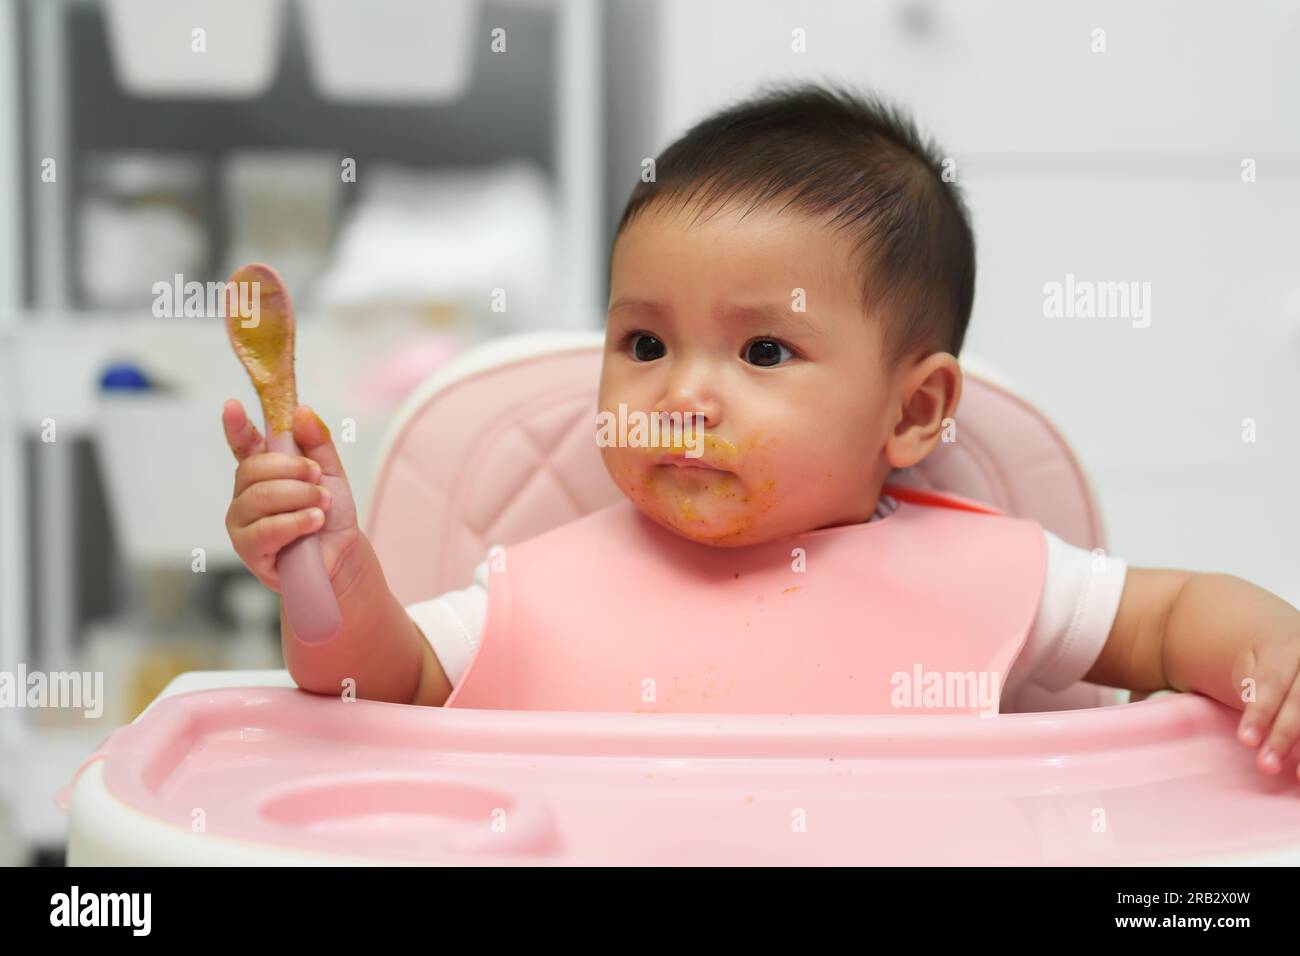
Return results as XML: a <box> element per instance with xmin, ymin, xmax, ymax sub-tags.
<box><xmin>365</xmin><ymin>332</ymin><xmax>1119</xmax><ymax>712</ymax></box>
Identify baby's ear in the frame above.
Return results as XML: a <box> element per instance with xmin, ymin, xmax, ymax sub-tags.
<box><xmin>886</xmin><ymin>354</ymin><xmax>960</xmax><ymax>468</ymax></box>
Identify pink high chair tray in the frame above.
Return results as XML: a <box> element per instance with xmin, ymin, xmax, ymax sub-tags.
<box><xmin>63</xmin><ymin>682</ymin><xmax>1300</xmax><ymax>865</ymax></box>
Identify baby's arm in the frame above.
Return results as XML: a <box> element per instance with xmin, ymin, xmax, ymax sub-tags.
<box><xmin>279</xmin><ymin>533</ymin><xmax>454</xmax><ymax>708</ymax></box>
<box><xmin>1085</xmin><ymin>569</ymin><xmax>1300</xmax><ymax>773</ymax></box>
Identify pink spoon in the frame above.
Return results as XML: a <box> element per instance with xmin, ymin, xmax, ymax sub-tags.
<box><xmin>225</xmin><ymin>263</ymin><xmax>341</xmax><ymax>644</ymax></box>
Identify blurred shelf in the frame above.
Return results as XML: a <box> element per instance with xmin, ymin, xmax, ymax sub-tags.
<box><xmin>1</xmin><ymin>724</ymin><xmax>109</xmax><ymax>850</ymax></box>
<box><xmin>2</xmin><ymin>312</ymin><xmax>460</xmax><ymax>429</ymax></box>
<box><xmin>2</xmin><ymin>0</ymin><xmax>614</xmax><ymax>863</ymax></box>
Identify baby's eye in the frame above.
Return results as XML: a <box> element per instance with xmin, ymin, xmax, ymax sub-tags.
<box><xmin>627</xmin><ymin>332</ymin><xmax>665</xmax><ymax>362</ymax></box>
<box><xmin>743</xmin><ymin>338</ymin><xmax>793</xmax><ymax>367</ymax></box>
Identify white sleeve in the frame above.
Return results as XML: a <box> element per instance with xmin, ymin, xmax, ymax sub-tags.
<box><xmin>1005</xmin><ymin>530</ymin><xmax>1128</xmax><ymax>693</ymax></box>
<box><xmin>404</xmin><ymin>559</ymin><xmax>490</xmax><ymax>687</ymax></box>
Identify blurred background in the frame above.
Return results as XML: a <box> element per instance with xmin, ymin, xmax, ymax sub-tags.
<box><xmin>1</xmin><ymin>0</ymin><xmax>1297</xmax><ymax>865</ymax></box>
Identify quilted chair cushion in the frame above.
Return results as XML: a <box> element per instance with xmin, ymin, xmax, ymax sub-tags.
<box><xmin>366</xmin><ymin>332</ymin><xmax>1123</xmax><ymax>712</ymax></box>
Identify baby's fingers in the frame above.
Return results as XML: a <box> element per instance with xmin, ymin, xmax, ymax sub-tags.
<box><xmin>223</xmin><ymin>399</ymin><xmax>266</xmax><ymax>462</ymax></box>
<box><xmin>1256</xmin><ymin>675</ymin><xmax>1300</xmax><ymax>776</ymax></box>
<box><xmin>242</xmin><ymin>507</ymin><xmax>326</xmax><ymax>558</ymax></box>
<box><xmin>230</xmin><ymin>479</ymin><xmax>331</xmax><ymax>528</ymax></box>
<box><xmin>1236</xmin><ymin>644</ymin><xmax>1300</xmax><ymax>774</ymax></box>
<box><xmin>292</xmin><ymin>405</ymin><xmax>348</xmax><ymax>481</ymax></box>
<box><xmin>233</xmin><ymin>452</ymin><xmax>321</xmax><ymax>497</ymax></box>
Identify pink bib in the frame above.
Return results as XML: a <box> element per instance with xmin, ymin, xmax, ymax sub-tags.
<box><xmin>446</xmin><ymin>484</ymin><xmax>1047</xmax><ymax>715</ymax></box>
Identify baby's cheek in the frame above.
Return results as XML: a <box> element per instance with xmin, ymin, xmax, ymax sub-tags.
<box><xmin>602</xmin><ymin>449</ymin><xmax>653</xmax><ymax>500</ymax></box>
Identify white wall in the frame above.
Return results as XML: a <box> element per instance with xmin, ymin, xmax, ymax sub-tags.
<box><xmin>620</xmin><ymin>0</ymin><xmax>1300</xmax><ymax>602</ymax></box>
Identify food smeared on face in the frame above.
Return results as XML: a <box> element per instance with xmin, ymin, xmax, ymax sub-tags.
<box><xmin>609</xmin><ymin>428</ymin><xmax>780</xmax><ymax>544</ymax></box>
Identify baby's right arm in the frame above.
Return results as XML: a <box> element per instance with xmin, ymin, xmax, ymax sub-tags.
<box><xmin>221</xmin><ymin>398</ymin><xmax>453</xmax><ymax>707</ymax></box>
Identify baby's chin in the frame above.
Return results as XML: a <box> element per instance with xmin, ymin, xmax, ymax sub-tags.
<box><xmin>620</xmin><ymin>464</ymin><xmax>780</xmax><ymax>547</ymax></box>
<box><xmin>650</xmin><ymin>514</ymin><xmax>772</xmax><ymax>547</ymax></box>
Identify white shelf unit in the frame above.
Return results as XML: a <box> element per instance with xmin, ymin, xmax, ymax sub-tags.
<box><xmin>0</xmin><ymin>0</ymin><xmax>604</xmax><ymax>855</ymax></box>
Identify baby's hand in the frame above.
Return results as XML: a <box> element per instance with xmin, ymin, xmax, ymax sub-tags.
<box><xmin>222</xmin><ymin>399</ymin><xmax>360</xmax><ymax>594</ymax></box>
<box><xmin>1234</xmin><ymin>632</ymin><xmax>1300</xmax><ymax>777</ymax></box>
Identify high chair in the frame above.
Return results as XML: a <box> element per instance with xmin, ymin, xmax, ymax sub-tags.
<box><xmin>58</xmin><ymin>332</ymin><xmax>1300</xmax><ymax>865</ymax></box>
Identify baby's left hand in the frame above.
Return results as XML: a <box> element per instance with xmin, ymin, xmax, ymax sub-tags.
<box><xmin>1233</xmin><ymin>633</ymin><xmax>1300</xmax><ymax>778</ymax></box>
<box><xmin>1107</xmin><ymin>569</ymin><xmax>1300</xmax><ymax>778</ymax></box>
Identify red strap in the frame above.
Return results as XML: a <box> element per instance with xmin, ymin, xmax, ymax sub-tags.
<box><xmin>880</xmin><ymin>482</ymin><xmax>1005</xmax><ymax>516</ymax></box>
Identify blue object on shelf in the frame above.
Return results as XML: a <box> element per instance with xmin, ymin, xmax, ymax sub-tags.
<box><xmin>99</xmin><ymin>363</ymin><xmax>152</xmax><ymax>391</ymax></box>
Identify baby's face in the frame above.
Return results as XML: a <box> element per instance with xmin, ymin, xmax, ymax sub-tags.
<box><xmin>598</xmin><ymin>199</ymin><xmax>910</xmax><ymax>547</ymax></box>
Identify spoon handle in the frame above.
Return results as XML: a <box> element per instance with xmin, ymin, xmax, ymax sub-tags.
<box><xmin>266</xmin><ymin>430</ymin><xmax>342</xmax><ymax>644</ymax></box>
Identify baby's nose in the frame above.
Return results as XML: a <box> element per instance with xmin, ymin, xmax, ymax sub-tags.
<box><xmin>653</xmin><ymin>404</ymin><xmax>717</xmax><ymax>432</ymax></box>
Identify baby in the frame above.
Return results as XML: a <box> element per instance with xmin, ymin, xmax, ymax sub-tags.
<box><xmin>221</xmin><ymin>83</ymin><xmax>1300</xmax><ymax>777</ymax></box>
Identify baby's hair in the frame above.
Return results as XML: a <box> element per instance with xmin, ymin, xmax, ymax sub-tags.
<box><xmin>614</xmin><ymin>80</ymin><xmax>976</xmax><ymax>364</ymax></box>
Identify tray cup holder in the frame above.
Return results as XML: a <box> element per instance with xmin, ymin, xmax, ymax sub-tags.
<box><xmin>259</xmin><ymin>775</ymin><xmax>559</xmax><ymax>857</ymax></box>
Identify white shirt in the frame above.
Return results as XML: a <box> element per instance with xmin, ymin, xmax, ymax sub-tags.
<box><xmin>406</xmin><ymin>495</ymin><xmax>1128</xmax><ymax>697</ymax></box>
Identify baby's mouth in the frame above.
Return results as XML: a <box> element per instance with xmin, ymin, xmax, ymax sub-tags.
<box><xmin>645</xmin><ymin>433</ymin><xmax>740</xmax><ymax>473</ymax></box>
<box><xmin>651</xmin><ymin>451</ymin><xmax>728</xmax><ymax>472</ymax></box>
